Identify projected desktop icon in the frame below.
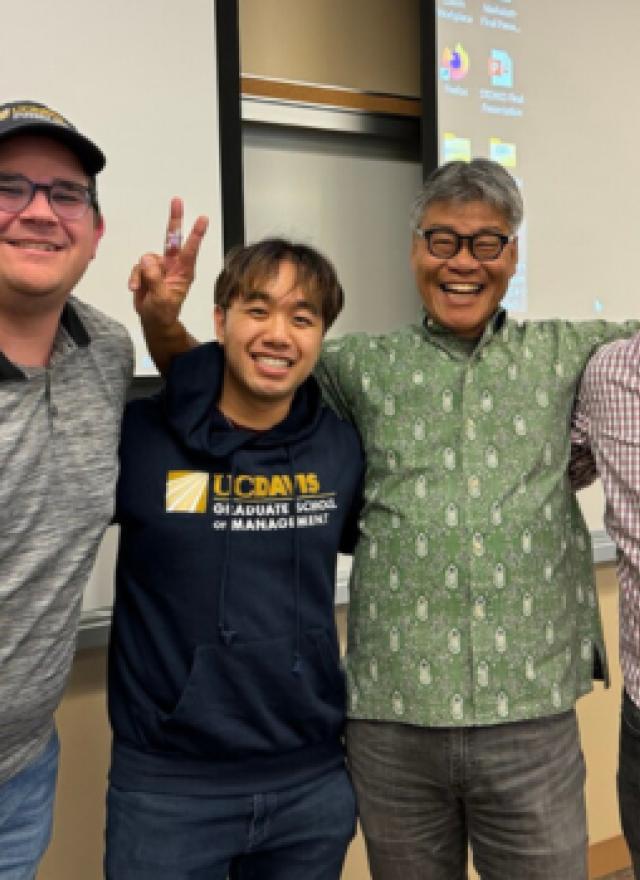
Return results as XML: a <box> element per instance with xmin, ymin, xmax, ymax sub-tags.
<box><xmin>440</xmin><ymin>44</ymin><xmax>470</xmax><ymax>82</ymax></box>
<box><xmin>443</xmin><ymin>132</ymin><xmax>472</xmax><ymax>163</ymax></box>
<box><xmin>489</xmin><ymin>137</ymin><xmax>516</xmax><ymax>168</ymax></box>
<box><xmin>489</xmin><ymin>49</ymin><xmax>513</xmax><ymax>87</ymax></box>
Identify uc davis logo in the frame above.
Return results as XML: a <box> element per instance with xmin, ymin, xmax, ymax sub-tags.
<box><xmin>166</xmin><ymin>471</ymin><xmax>209</xmax><ymax>513</ymax></box>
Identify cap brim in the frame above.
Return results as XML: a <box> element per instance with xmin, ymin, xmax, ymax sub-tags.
<box><xmin>0</xmin><ymin>121</ymin><xmax>105</xmax><ymax>176</ymax></box>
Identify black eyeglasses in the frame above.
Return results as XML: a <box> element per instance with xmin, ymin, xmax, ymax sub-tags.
<box><xmin>0</xmin><ymin>173</ymin><xmax>98</xmax><ymax>220</ymax></box>
<box><xmin>415</xmin><ymin>226</ymin><xmax>513</xmax><ymax>261</ymax></box>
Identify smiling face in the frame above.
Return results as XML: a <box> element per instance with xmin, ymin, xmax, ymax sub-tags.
<box><xmin>411</xmin><ymin>199</ymin><xmax>517</xmax><ymax>339</ymax></box>
<box><xmin>0</xmin><ymin>134</ymin><xmax>103</xmax><ymax>312</ymax></box>
<box><xmin>214</xmin><ymin>259</ymin><xmax>325</xmax><ymax>429</ymax></box>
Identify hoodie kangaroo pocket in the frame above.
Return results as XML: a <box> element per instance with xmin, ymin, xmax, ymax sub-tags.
<box><xmin>157</xmin><ymin>628</ymin><xmax>345</xmax><ymax>759</ymax></box>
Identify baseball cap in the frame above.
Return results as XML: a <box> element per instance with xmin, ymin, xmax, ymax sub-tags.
<box><xmin>0</xmin><ymin>100</ymin><xmax>105</xmax><ymax>175</ymax></box>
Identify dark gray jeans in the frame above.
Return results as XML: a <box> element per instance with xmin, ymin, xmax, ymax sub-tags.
<box><xmin>346</xmin><ymin>711</ymin><xmax>587</xmax><ymax>880</ymax></box>
<box><xmin>619</xmin><ymin>690</ymin><xmax>640</xmax><ymax>880</ymax></box>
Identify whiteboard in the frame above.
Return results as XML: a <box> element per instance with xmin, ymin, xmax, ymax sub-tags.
<box><xmin>2</xmin><ymin>0</ymin><xmax>223</xmax><ymax>375</ymax></box>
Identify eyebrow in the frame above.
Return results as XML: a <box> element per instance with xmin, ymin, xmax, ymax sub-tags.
<box><xmin>51</xmin><ymin>179</ymin><xmax>92</xmax><ymax>191</ymax></box>
<box><xmin>426</xmin><ymin>225</ymin><xmax>508</xmax><ymax>235</ymax></box>
<box><xmin>0</xmin><ymin>172</ymin><xmax>91</xmax><ymax>190</ymax></box>
<box><xmin>241</xmin><ymin>289</ymin><xmax>321</xmax><ymax>316</ymax></box>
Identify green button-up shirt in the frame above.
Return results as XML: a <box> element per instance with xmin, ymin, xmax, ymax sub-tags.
<box><xmin>317</xmin><ymin>311</ymin><xmax>636</xmax><ymax>727</ymax></box>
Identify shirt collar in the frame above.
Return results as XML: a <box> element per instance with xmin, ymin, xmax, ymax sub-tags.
<box><xmin>421</xmin><ymin>307</ymin><xmax>507</xmax><ymax>357</ymax></box>
<box><xmin>0</xmin><ymin>299</ymin><xmax>91</xmax><ymax>382</ymax></box>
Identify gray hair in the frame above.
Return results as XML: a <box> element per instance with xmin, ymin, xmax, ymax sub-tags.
<box><xmin>410</xmin><ymin>158</ymin><xmax>524</xmax><ymax>234</ymax></box>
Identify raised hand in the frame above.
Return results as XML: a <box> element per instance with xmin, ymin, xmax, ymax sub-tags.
<box><xmin>130</xmin><ymin>197</ymin><xmax>208</xmax><ymax>329</ymax></box>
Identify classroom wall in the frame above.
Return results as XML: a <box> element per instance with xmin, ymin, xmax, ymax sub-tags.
<box><xmin>38</xmin><ymin>2</ymin><xmax>630</xmax><ymax>878</ymax></box>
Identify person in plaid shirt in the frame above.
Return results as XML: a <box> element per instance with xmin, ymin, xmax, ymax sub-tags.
<box><xmin>572</xmin><ymin>338</ymin><xmax>640</xmax><ymax>879</ymax></box>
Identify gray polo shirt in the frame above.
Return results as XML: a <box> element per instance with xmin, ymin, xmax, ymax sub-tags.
<box><xmin>0</xmin><ymin>297</ymin><xmax>133</xmax><ymax>784</ymax></box>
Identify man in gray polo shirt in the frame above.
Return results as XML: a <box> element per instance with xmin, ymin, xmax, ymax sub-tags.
<box><xmin>0</xmin><ymin>99</ymin><xmax>132</xmax><ymax>878</ymax></box>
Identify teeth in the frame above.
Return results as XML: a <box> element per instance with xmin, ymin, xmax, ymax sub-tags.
<box><xmin>10</xmin><ymin>242</ymin><xmax>58</xmax><ymax>251</ymax></box>
<box><xmin>256</xmin><ymin>356</ymin><xmax>289</xmax><ymax>368</ymax></box>
<box><xmin>442</xmin><ymin>283</ymin><xmax>482</xmax><ymax>293</ymax></box>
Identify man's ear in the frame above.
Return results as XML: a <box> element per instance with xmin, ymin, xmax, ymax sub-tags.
<box><xmin>409</xmin><ymin>232</ymin><xmax>421</xmax><ymax>275</ymax></box>
<box><xmin>213</xmin><ymin>304</ymin><xmax>226</xmax><ymax>343</ymax></box>
<box><xmin>507</xmin><ymin>236</ymin><xmax>518</xmax><ymax>278</ymax></box>
<box><xmin>90</xmin><ymin>215</ymin><xmax>105</xmax><ymax>259</ymax></box>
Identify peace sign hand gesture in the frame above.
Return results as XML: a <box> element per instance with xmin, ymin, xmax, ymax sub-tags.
<box><xmin>132</xmin><ymin>197</ymin><xmax>208</xmax><ymax>373</ymax></box>
<box><xmin>130</xmin><ymin>197</ymin><xmax>208</xmax><ymax>329</ymax></box>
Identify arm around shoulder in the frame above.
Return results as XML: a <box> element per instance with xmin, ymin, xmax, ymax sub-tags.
<box><xmin>569</xmin><ymin>363</ymin><xmax>596</xmax><ymax>491</ymax></box>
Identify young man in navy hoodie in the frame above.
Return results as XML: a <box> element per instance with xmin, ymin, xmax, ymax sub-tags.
<box><xmin>106</xmin><ymin>239</ymin><xmax>364</xmax><ymax>880</ymax></box>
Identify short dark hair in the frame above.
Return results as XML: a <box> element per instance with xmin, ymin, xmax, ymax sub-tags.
<box><xmin>214</xmin><ymin>238</ymin><xmax>344</xmax><ymax>330</ymax></box>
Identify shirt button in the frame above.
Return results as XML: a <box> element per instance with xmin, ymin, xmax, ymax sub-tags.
<box><xmin>474</xmin><ymin>597</ymin><xmax>486</xmax><ymax>620</ymax></box>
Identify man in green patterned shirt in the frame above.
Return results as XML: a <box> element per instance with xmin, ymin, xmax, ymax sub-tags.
<box><xmin>141</xmin><ymin>159</ymin><xmax>635</xmax><ymax>880</ymax></box>
<box><xmin>314</xmin><ymin>159</ymin><xmax>636</xmax><ymax>880</ymax></box>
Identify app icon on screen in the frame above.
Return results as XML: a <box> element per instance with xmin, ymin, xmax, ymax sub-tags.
<box><xmin>489</xmin><ymin>49</ymin><xmax>513</xmax><ymax>87</ymax></box>
<box><xmin>440</xmin><ymin>44</ymin><xmax>470</xmax><ymax>82</ymax></box>
<box><xmin>443</xmin><ymin>132</ymin><xmax>472</xmax><ymax>163</ymax></box>
<box><xmin>489</xmin><ymin>138</ymin><xmax>517</xmax><ymax>168</ymax></box>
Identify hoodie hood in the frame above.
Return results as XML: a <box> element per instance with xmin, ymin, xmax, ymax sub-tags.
<box><xmin>163</xmin><ymin>342</ymin><xmax>323</xmax><ymax>458</ymax></box>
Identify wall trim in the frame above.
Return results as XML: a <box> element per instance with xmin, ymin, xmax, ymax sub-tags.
<box><xmin>592</xmin><ymin>529</ymin><xmax>617</xmax><ymax>565</ymax></box>
<box><xmin>589</xmin><ymin>834</ymin><xmax>631</xmax><ymax>878</ymax></box>
<box><xmin>242</xmin><ymin>96</ymin><xmax>420</xmax><ymax>139</ymax></box>
<box><xmin>242</xmin><ymin>74</ymin><xmax>420</xmax><ymax>118</ymax></box>
<box><xmin>216</xmin><ymin>0</ymin><xmax>244</xmax><ymax>250</ymax></box>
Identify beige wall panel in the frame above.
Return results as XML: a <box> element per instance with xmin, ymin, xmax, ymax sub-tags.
<box><xmin>239</xmin><ymin>0</ymin><xmax>420</xmax><ymax>96</ymax></box>
<box><xmin>39</xmin><ymin>650</ymin><xmax>111</xmax><ymax>880</ymax></box>
<box><xmin>578</xmin><ymin>563</ymin><xmax>624</xmax><ymax>845</ymax></box>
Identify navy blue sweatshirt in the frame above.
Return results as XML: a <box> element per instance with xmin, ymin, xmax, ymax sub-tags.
<box><xmin>108</xmin><ymin>343</ymin><xmax>364</xmax><ymax>795</ymax></box>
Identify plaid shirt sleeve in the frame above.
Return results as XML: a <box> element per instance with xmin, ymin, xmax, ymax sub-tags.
<box><xmin>579</xmin><ymin>335</ymin><xmax>640</xmax><ymax>707</ymax></box>
<box><xmin>569</xmin><ymin>369</ymin><xmax>597</xmax><ymax>491</ymax></box>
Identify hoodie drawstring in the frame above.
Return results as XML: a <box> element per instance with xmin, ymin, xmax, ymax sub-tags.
<box><xmin>288</xmin><ymin>447</ymin><xmax>303</xmax><ymax>675</ymax></box>
<box><xmin>218</xmin><ymin>455</ymin><xmax>237</xmax><ymax>645</ymax></box>
<box><xmin>216</xmin><ymin>447</ymin><xmax>303</xmax><ymax>673</ymax></box>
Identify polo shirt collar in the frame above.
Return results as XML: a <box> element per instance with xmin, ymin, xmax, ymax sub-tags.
<box><xmin>0</xmin><ymin>300</ymin><xmax>91</xmax><ymax>382</ymax></box>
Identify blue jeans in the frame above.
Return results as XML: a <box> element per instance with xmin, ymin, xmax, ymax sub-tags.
<box><xmin>619</xmin><ymin>690</ymin><xmax>640</xmax><ymax>880</ymax></box>
<box><xmin>105</xmin><ymin>765</ymin><xmax>356</xmax><ymax>879</ymax></box>
<box><xmin>347</xmin><ymin>711</ymin><xmax>587</xmax><ymax>880</ymax></box>
<box><xmin>0</xmin><ymin>731</ymin><xmax>59</xmax><ymax>880</ymax></box>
